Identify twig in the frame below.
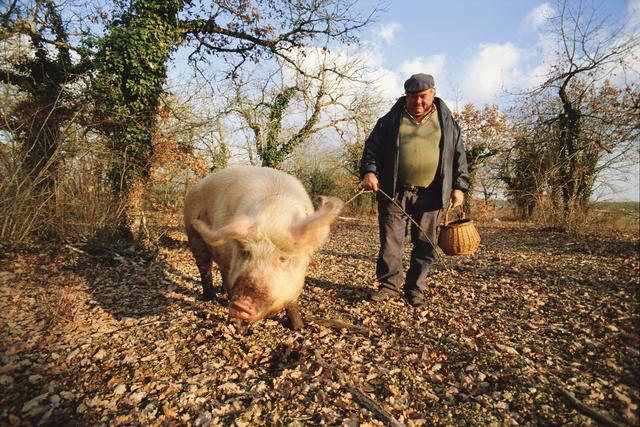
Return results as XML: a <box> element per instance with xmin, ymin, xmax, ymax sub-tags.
<box><xmin>313</xmin><ymin>349</ymin><xmax>405</xmax><ymax>427</ymax></box>
<box><xmin>377</xmin><ymin>188</ymin><xmax>453</xmax><ymax>272</ymax></box>
<box><xmin>308</xmin><ymin>316</ymin><xmax>370</xmax><ymax>335</ymax></box>
<box><xmin>64</xmin><ymin>243</ymin><xmax>90</xmax><ymax>256</ymax></box>
<box><xmin>345</xmin><ymin>187</ymin><xmax>454</xmax><ymax>273</ymax></box>
<box><xmin>615</xmin><ymin>316</ymin><xmax>639</xmax><ymax>321</ymax></box>
<box><xmin>552</xmin><ymin>377</ymin><xmax>625</xmax><ymax>427</ymax></box>
<box><xmin>64</xmin><ymin>242</ymin><xmax>127</xmax><ymax>264</ymax></box>
<box><xmin>344</xmin><ymin>188</ymin><xmax>371</xmax><ymax>206</ymax></box>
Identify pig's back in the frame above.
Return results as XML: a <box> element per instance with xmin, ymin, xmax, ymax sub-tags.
<box><xmin>185</xmin><ymin>166</ymin><xmax>312</xmax><ymax>227</ymax></box>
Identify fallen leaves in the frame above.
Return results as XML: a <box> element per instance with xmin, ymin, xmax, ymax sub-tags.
<box><xmin>495</xmin><ymin>343</ymin><xmax>520</xmax><ymax>356</ymax></box>
<box><xmin>1</xmin><ymin>216</ymin><xmax>638</xmax><ymax>425</ymax></box>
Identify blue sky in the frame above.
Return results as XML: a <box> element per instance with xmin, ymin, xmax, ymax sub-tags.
<box><xmin>168</xmin><ymin>0</ymin><xmax>638</xmax><ymax>201</ymax></box>
<box><xmin>352</xmin><ymin>0</ymin><xmax>636</xmax><ymax>104</ymax></box>
<box><xmin>345</xmin><ymin>0</ymin><xmax>639</xmax><ymax>201</ymax></box>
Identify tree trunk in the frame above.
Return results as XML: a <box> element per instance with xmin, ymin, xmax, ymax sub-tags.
<box><xmin>122</xmin><ymin>179</ymin><xmax>149</xmax><ymax>241</ymax></box>
<box><xmin>95</xmin><ymin>0</ymin><xmax>183</xmax><ymax>241</ymax></box>
<box><xmin>557</xmin><ymin>85</ymin><xmax>583</xmax><ymax>218</ymax></box>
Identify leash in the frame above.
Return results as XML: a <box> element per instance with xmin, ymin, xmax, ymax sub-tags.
<box><xmin>342</xmin><ymin>187</ymin><xmax>454</xmax><ymax>272</ymax></box>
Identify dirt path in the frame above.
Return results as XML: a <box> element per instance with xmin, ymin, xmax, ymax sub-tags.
<box><xmin>1</xmin><ymin>217</ymin><xmax>638</xmax><ymax>426</ymax></box>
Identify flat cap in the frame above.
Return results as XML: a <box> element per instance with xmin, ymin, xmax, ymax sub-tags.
<box><xmin>404</xmin><ymin>73</ymin><xmax>435</xmax><ymax>93</ymax></box>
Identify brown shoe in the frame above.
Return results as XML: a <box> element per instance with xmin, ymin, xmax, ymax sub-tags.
<box><xmin>370</xmin><ymin>289</ymin><xmax>397</xmax><ymax>302</ymax></box>
<box><xmin>406</xmin><ymin>290</ymin><xmax>426</xmax><ymax>307</ymax></box>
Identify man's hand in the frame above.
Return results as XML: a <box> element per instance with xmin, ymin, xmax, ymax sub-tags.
<box><xmin>450</xmin><ymin>189</ymin><xmax>464</xmax><ymax>208</ymax></box>
<box><xmin>362</xmin><ymin>172</ymin><xmax>379</xmax><ymax>192</ymax></box>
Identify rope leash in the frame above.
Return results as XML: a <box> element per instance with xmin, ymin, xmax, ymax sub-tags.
<box><xmin>342</xmin><ymin>187</ymin><xmax>454</xmax><ymax>273</ymax></box>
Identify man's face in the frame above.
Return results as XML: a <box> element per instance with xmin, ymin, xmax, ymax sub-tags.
<box><xmin>406</xmin><ymin>88</ymin><xmax>435</xmax><ymax>117</ymax></box>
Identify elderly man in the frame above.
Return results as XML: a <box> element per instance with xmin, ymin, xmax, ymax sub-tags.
<box><xmin>360</xmin><ymin>73</ymin><xmax>470</xmax><ymax>307</ymax></box>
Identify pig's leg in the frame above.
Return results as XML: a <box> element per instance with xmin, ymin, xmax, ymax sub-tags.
<box><xmin>186</xmin><ymin>226</ymin><xmax>215</xmax><ymax>301</ymax></box>
<box><xmin>220</xmin><ymin>269</ymin><xmax>232</xmax><ymax>295</ymax></box>
<box><xmin>285</xmin><ymin>302</ymin><xmax>304</xmax><ymax>330</ymax></box>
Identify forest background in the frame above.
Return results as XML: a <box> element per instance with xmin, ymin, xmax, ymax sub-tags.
<box><xmin>1</xmin><ymin>0</ymin><xmax>638</xmax><ymax>248</ymax></box>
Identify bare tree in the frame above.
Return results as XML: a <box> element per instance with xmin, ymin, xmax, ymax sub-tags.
<box><xmin>516</xmin><ymin>0</ymin><xmax>639</xmax><ymax>219</ymax></box>
<box><xmin>0</xmin><ymin>0</ymin><xmax>93</xmax><ymax>190</ymax></box>
<box><xmin>182</xmin><ymin>0</ymin><xmax>376</xmax><ymax>78</ymax></box>
<box><xmin>216</xmin><ymin>48</ymin><xmax>375</xmax><ymax>169</ymax></box>
<box><xmin>91</xmin><ymin>0</ymin><xmax>376</xmax><ymax>240</ymax></box>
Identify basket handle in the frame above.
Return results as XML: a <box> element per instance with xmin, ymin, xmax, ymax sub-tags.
<box><xmin>443</xmin><ymin>202</ymin><xmax>466</xmax><ymax>226</ymax></box>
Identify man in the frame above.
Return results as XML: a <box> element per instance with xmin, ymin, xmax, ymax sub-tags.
<box><xmin>360</xmin><ymin>73</ymin><xmax>469</xmax><ymax>307</ymax></box>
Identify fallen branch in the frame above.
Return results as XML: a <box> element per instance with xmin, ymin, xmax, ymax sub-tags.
<box><xmin>553</xmin><ymin>380</ymin><xmax>625</xmax><ymax>427</ymax></box>
<box><xmin>64</xmin><ymin>244</ymin><xmax>90</xmax><ymax>256</ymax></box>
<box><xmin>308</xmin><ymin>316</ymin><xmax>370</xmax><ymax>335</ymax></box>
<box><xmin>313</xmin><ymin>349</ymin><xmax>404</xmax><ymax>427</ymax></box>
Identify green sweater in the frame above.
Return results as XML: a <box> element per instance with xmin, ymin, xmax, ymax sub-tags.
<box><xmin>397</xmin><ymin>108</ymin><xmax>442</xmax><ymax>187</ymax></box>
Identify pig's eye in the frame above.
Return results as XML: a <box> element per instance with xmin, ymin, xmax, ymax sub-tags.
<box><xmin>239</xmin><ymin>248</ymin><xmax>251</xmax><ymax>260</ymax></box>
<box><xmin>278</xmin><ymin>255</ymin><xmax>290</xmax><ymax>265</ymax></box>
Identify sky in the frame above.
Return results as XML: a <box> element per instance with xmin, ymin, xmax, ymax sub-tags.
<box><xmin>350</xmin><ymin>0</ymin><xmax>637</xmax><ymax>105</ymax></box>
<box><xmin>340</xmin><ymin>0</ymin><xmax>640</xmax><ymax>201</ymax></box>
<box><xmin>168</xmin><ymin>0</ymin><xmax>639</xmax><ymax>201</ymax></box>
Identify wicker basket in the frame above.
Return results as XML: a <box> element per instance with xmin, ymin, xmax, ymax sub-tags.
<box><xmin>438</xmin><ymin>205</ymin><xmax>480</xmax><ymax>256</ymax></box>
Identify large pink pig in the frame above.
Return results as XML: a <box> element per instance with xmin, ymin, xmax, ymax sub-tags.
<box><xmin>184</xmin><ymin>166</ymin><xmax>343</xmax><ymax>329</ymax></box>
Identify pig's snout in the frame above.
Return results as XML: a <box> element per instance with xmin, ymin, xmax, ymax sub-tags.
<box><xmin>228</xmin><ymin>299</ymin><xmax>257</xmax><ymax>321</ymax></box>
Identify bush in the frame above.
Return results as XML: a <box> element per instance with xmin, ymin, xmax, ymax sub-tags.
<box><xmin>294</xmin><ymin>166</ymin><xmax>377</xmax><ymax>216</ymax></box>
<box><xmin>301</xmin><ymin>167</ymin><xmax>337</xmax><ymax>199</ymax></box>
<box><xmin>0</xmin><ymin>130</ymin><xmax>130</xmax><ymax>246</ymax></box>
<box><xmin>0</xmin><ymin>175</ymin><xmax>53</xmax><ymax>245</ymax></box>
<box><xmin>0</xmin><ymin>163</ymin><xmax>127</xmax><ymax>246</ymax></box>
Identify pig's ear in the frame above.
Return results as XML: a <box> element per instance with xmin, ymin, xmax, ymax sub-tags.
<box><xmin>290</xmin><ymin>196</ymin><xmax>344</xmax><ymax>248</ymax></box>
<box><xmin>192</xmin><ymin>216</ymin><xmax>255</xmax><ymax>246</ymax></box>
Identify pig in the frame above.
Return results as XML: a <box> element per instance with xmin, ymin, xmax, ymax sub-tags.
<box><xmin>183</xmin><ymin>165</ymin><xmax>343</xmax><ymax>329</ymax></box>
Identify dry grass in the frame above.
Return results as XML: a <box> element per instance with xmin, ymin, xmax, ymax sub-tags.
<box><xmin>471</xmin><ymin>198</ymin><xmax>639</xmax><ymax>237</ymax></box>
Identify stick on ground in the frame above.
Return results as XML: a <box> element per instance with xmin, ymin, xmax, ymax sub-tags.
<box><xmin>555</xmin><ymin>383</ymin><xmax>625</xmax><ymax>427</ymax></box>
<box><xmin>313</xmin><ymin>349</ymin><xmax>404</xmax><ymax>427</ymax></box>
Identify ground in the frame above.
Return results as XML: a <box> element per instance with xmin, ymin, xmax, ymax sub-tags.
<box><xmin>1</xmin><ymin>214</ymin><xmax>638</xmax><ymax>426</ymax></box>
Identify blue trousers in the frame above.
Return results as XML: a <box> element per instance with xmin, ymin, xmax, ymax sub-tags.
<box><xmin>376</xmin><ymin>186</ymin><xmax>441</xmax><ymax>296</ymax></box>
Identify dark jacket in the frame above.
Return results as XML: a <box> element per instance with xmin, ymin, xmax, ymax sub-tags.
<box><xmin>359</xmin><ymin>96</ymin><xmax>470</xmax><ymax>209</ymax></box>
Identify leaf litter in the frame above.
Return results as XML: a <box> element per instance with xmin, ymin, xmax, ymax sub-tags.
<box><xmin>1</xmin><ymin>215</ymin><xmax>638</xmax><ymax>426</ymax></box>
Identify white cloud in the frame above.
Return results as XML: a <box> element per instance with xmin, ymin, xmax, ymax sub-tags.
<box><xmin>460</xmin><ymin>43</ymin><xmax>521</xmax><ymax>104</ymax></box>
<box><xmin>372</xmin><ymin>69</ymin><xmax>403</xmax><ymax>100</ymax></box>
<box><xmin>496</xmin><ymin>3</ymin><xmax>560</xmax><ymax>98</ymax></box>
<box><xmin>275</xmin><ymin>41</ymin><xmax>406</xmax><ymax>135</ymax></box>
<box><xmin>351</xmin><ymin>44</ymin><xmax>403</xmax><ymax>100</ymax></box>
<box><xmin>524</xmin><ymin>2</ymin><xmax>554</xmax><ymax>30</ymax></box>
<box><xmin>400</xmin><ymin>55</ymin><xmax>446</xmax><ymax>82</ymax></box>
<box><xmin>378</xmin><ymin>22</ymin><xmax>401</xmax><ymax>44</ymax></box>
